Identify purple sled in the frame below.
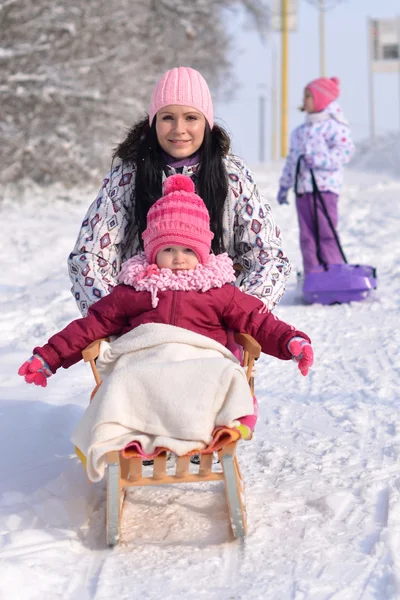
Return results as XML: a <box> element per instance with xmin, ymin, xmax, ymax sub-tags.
<box><xmin>303</xmin><ymin>264</ymin><xmax>377</xmax><ymax>305</ymax></box>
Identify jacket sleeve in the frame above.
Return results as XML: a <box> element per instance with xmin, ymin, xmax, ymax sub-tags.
<box><xmin>222</xmin><ymin>287</ymin><xmax>311</xmax><ymax>360</ymax></box>
<box><xmin>230</xmin><ymin>159</ymin><xmax>292</xmax><ymax>310</ymax></box>
<box><xmin>278</xmin><ymin>130</ymin><xmax>298</xmax><ymax>190</ymax></box>
<box><xmin>67</xmin><ymin>163</ymin><xmax>137</xmax><ymax>317</ymax></box>
<box><xmin>310</xmin><ymin>123</ymin><xmax>355</xmax><ymax>170</ymax></box>
<box><xmin>33</xmin><ymin>286</ymin><xmax>132</xmax><ymax>373</ymax></box>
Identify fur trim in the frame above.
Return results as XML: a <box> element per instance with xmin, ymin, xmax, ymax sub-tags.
<box><xmin>306</xmin><ymin>100</ymin><xmax>349</xmax><ymax>126</ymax></box>
<box><xmin>118</xmin><ymin>252</ymin><xmax>236</xmax><ymax>308</ymax></box>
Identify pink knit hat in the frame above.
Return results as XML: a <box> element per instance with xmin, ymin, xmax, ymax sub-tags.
<box><xmin>149</xmin><ymin>67</ymin><xmax>214</xmax><ymax>128</ymax></box>
<box><xmin>142</xmin><ymin>174</ymin><xmax>214</xmax><ymax>265</ymax></box>
<box><xmin>306</xmin><ymin>77</ymin><xmax>340</xmax><ymax>112</ymax></box>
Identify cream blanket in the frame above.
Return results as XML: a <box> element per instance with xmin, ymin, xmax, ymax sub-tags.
<box><xmin>71</xmin><ymin>323</ymin><xmax>254</xmax><ymax>481</ymax></box>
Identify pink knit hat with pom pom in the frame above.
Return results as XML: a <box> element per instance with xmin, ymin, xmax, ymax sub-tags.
<box><xmin>142</xmin><ymin>174</ymin><xmax>214</xmax><ymax>265</ymax></box>
<box><xmin>306</xmin><ymin>77</ymin><xmax>340</xmax><ymax>112</ymax></box>
<box><xmin>149</xmin><ymin>67</ymin><xmax>214</xmax><ymax>128</ymax></box>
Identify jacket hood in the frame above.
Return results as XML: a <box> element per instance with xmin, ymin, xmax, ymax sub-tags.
<box><xmin>306</xmin><ymin>100</ymin><xmax>349</xmax><ymax>126</ymax></box>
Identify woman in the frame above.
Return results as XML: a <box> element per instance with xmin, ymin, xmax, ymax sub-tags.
<box><xmin>68</xmin><ymin>66</ymin><xmax>291</xmax><ymax>316</ymax></box>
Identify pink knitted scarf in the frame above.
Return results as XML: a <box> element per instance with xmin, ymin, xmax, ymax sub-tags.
<box><xmin>117</xmin><ymin>253</ymin><xmax>236</xmax><ymax>308</ymax></box>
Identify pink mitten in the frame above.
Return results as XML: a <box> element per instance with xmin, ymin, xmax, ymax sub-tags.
<box><xmin>18</xmin><ymin>355</ymin><xmax>52</xmax><ymax>387</ymax></box>
<box><xmin>288</xmin><ymin>337</ymin><xmax>314</xmax><ymax>376</ymax></box>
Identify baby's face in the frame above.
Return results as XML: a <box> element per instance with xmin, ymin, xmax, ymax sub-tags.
<box><xmin>156</xmin><ymin>245</ymin><xmax>199</xmax><ymax>271</ymax></box>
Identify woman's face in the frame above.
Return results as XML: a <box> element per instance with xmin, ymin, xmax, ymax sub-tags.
<box><xmin>155</xmin><ymin>105</ymin><xmax>206</xmax><ymax>158</ymax></box>
<box><xmin>303</xmin><ymin>88</ymin><xmax>315</xmax><ymax>113</ymax></box>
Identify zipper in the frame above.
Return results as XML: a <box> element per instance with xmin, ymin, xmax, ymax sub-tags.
<box><xmin>171</xmin><ymin>290</ymin><xmax>177</xmax><ymax>325</ymax></box>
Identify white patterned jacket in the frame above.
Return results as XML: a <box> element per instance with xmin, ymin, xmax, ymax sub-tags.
<box><xmin>279</xmin><ymin>101</ymin><xmax>355</xmax><ymax>195</ymax></box>
<box><xmin>68</xmin><ymin>154</ymin><xmax>291</xmax><ymax>316</ymax></box>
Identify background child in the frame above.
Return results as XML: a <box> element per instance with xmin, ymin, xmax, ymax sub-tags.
<box><xmin>277</xmin><ymin>76</ymin><xmax>355</xmax><ymax>275</ymax></box>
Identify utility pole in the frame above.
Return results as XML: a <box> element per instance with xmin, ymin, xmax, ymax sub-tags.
<box><xmin>305</xmin><ymin>0</ymin><xmax>345</xmax><ymax>76</ymax></box>
<box><xmin>319</xmin><ymin>0</ymin><xmax>326</xmax><ymax>76</ymax></box>
<box><xmin>271</xmin><ymin>43</ymin><xmax>278</xmax><ymax>161</ymax></box>
<box><xmin>280</xmin><ymin>0</ymin><xmax>289</xmax><ymax>157</ymax></box>
<box><xmin>259</xmin><ymin>95</ymin><xmax>265</xmax><ymax>163</ymax></box>
<box><xmin>398</xmin><ymin>15</ymin><xmax>400</xmax><ymax>130</ymax></box>
<box><xmin>367</xmin><ymin>18</ymin><xmax>375</xmax><ymax>140</ymax></box>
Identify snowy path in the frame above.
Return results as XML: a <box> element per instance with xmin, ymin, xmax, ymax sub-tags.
<box><xmin>1</xmin><ymin>166</ymin><xmax>400</xmax><ymax>599</ymax></box>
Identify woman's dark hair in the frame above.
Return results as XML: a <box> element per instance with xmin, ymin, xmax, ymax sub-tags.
<box><xmin>112</xmin><ymin>116</ymin><xmax>231</xmax><ymax>254</ymax></box>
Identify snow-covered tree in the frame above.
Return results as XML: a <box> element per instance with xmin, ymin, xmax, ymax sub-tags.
<box><xmin>0</xmin><ymin>0</ymin><xmax>268</xmax><ymax>186</ymax></box>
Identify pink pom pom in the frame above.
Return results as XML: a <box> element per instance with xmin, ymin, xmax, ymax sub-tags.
<box><xmin>331</xmin><ymin>76</ymin><xmax>340</xmax><ymax>87</ymax></box>
<box><xmin>163</xmin><ymin>174</ymin><xmax>195</xmax><ymax>196</ymax></box>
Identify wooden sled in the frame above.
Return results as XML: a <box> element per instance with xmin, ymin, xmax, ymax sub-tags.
<box><xmin>82</xmin><ymin>332</ymin><xmax>261</xmax><ymax>545</ymax></box>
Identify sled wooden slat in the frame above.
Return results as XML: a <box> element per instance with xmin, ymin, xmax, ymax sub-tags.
<box><xmin>235</xmin><ymin>333</ymin><xmax>260</xmax><ymax>392</ymax></box>
<box><xmin>199</xmin><ymin>453</ymin><xmax>213</xmax><ymax>476</ymax></box>
<box><xmin>153</xmin><ymin>453</ymin><xmax>167</xmax><ymax>479</ymax></box>
<box><xmin>128</xmin><ymin>457</ymin><xmax>143</xmax><ymax>481</ymax></box>
<box><xmin>120</xmin><ymin>471</ymin><xmax>224</xmax><ymax>487</ymax></box>
<box><xmin>234</xmin><ymin>333</ymin><xmax>261</xmax><ymax>359</ymax></box>
<box><xmin>82</xmin><ymin>337</ymin><xmax>109</xmax><ymax>391</ymax></box>
<box><xmin>175</xmin><ymin>456</ymin><xmax>190</xmax><ymax>477</ymax></box>
<box><xmin>107</xmin><ymin>450</ymin><xmax>120</xmax><ymax>465</ymax></box>
<box><xmin>120</xmin><ymin>456</ymin><xmax>130</xmax><ymax>480</ymax></box>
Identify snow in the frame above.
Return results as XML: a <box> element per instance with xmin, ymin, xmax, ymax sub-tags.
<box><xmin>1</xmin><ymin>148</ymin><xmax>400</xmax><ymax>599</ymax></box>
<box><xmin>349</xmin><ymin>132</ymin><xmax>400</xmax><ymax>180</ymax></box>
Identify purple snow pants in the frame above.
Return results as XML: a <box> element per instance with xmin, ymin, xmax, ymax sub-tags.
<box><xmin>296</xmin><ymin>192</ymin><xmax>344</xmax><ymax>274</ymax></box>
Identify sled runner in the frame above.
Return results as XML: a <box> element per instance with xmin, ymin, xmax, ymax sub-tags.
<box><xmin>81</xmin><ymin>332</ymin><xmax>260</xmax><ymax>546</ymax></box>
<box><xmin>296</xmin><ymin>157</ymin><xmax>377</xmax><ymax>305</ymax></box>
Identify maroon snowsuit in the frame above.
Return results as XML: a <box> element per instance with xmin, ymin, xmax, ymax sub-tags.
<box><xmin>34</xmin><ymin>283</ymin><xmax>310</xmax><ymax>374</ymax></box>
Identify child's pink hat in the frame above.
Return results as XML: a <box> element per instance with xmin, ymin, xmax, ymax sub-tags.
<box><xmin>306</xmin><ymin>77</ymin><xmax>340</xmax><ymax>112</ymax></box>
<box><xmin>149</xmin><ymin>67</ymin><xmax>214</xmax><ymax>128</ymax></box>
<box><xmin>142</xmin><ymin>174</ymin><xmax>214</xmax><ymax>265</ymax></box>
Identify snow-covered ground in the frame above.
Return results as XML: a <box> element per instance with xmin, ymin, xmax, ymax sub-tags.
<box><xmin>1</xmin><ymin>153</ymin><xmax>400</xmax><ymax>599</ymax></box>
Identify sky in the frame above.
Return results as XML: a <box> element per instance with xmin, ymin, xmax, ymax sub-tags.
<box><xmin>215</xmin><ymin>0</ymin><xmax>400</xmax><ymax>164</ymax></box>
<box><xmin>1</xmin><ymin>144</ymin><xmax>400</xmax><ymax>599</ymax></box>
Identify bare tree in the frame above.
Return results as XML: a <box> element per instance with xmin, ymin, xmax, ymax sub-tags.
<box><xmin>0</xmin><ymin>0</ymin><xmax>269</xmax><ymax>187</ymax></box>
